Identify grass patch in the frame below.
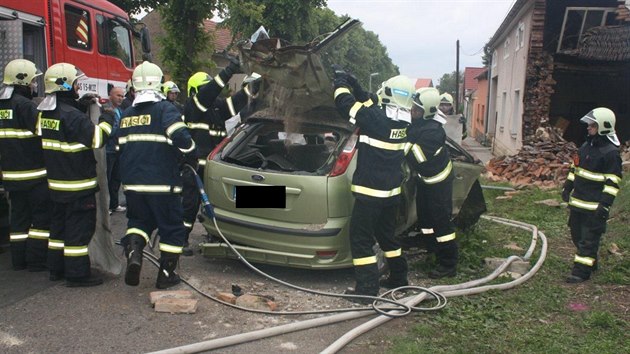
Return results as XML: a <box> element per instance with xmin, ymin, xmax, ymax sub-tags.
<box><xmin>389</xmin><ymin>177</ymin><xmax>629</xmax><ymax>354</ymax></box>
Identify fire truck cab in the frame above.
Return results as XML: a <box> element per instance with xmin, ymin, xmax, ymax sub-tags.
<box><xmin>0</xmin><ymin>0</ymin><xmax>148</xmax><ymax>98</ymax></box>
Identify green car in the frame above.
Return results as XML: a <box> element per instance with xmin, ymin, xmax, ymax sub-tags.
<box><xmin>199</xmin><ymin>20</ymin><xmax>485</xmax><ymax>269</ymax></box>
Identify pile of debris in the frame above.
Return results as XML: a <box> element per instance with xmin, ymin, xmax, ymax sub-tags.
<box><xmin>485</xmin><ymin>127</ymin><xmax>577</xmax><ymax>188</ymax></box>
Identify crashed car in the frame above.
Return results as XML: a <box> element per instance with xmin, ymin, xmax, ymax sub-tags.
<box><xmin>199</xmin><ymin>20</ymin><xmax>485</xmax><ymax>269</ymax></box>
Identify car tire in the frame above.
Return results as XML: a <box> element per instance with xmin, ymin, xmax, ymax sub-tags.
<box><xmin>453</xmin><ymin>180</ymin><xmax>486</xmax><ymax>230</ymax></box>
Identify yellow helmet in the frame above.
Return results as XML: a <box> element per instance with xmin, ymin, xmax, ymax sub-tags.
<box><xmin>132</xmin><ymin>61</ymin><xmax>163</xmax><ymax>92</ymax></box>
<box><xmin>376</xmin><ymin>75</ymin><xmax>415</xmax><ymax>110</ymax></box>
<box><xmin>413</xmin><ymin>87</ymin><xmax>441</xmax><ymax>119</ymax></box>
<box><xmin>187</xmin><ymin>72</ymin><xmax>211</xmax><ymax>96</ymax></box>
<box><xmin>44</xmin><ymin>63</ymin><xmax>85</xmax><ymax>94</ymax></box>
<box><xmin>440</xmin><ymin>92</ymin><xmax>454</xmax><ymax>106</ymax></box>
<box><xmin>162</xmin><ymin>81</ymin><xmax>180</xmax><ymax>95</ymax></box>
<box><xmin>580</xmin><ymin>107</ymin><xmax>619</xmax><ymax>145</ymax></box>
<box><xmin>3</xmin><ymin>59</ymin><xmax>42</xmax><ymax>86</ymax></box>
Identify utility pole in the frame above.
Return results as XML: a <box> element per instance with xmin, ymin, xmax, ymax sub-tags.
<box><xmin>455</xmin><ymin>39</ymin><xmax>460</xmax><ymax>114</ymax></box>
<box><xmin>369</xmin><ymin>72</ymin><xmax>379</xmax><ymax>92</ymax></box>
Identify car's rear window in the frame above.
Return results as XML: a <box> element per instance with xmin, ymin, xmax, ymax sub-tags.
<box><xmin>220</xmin><ymin>121</ymin><xmax>346</xmax><ymax>174</ymax></box>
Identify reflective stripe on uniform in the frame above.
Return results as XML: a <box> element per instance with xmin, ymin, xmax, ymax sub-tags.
<box><xmin>214</xmin><ymin>74</ymin><xmax>225</xmax><ymax>88</ymax></box>
<box><xmin>421</xmin><ymin>228</ymin><xmax>434</xmax><ymax>234</ymax></box>
<box><xmin>98</xmin><ymin>121</ymin><xmax>112</xmax><ymax>135</ymax></box>
<box><xmin>363</xmin><ymin>99</ymin><xmax>374</xmax><ymax>107</ymax></box>
<box><xmin>2</xmin><ymin>168</ymin><xmax>47</xmax><ymax>181</ymax></box>
<box><xmin>0</xmin><ymin>128</ymin><xmax>36</xmax><ymax>138</ymax></box>
<box><xmin>383</xmin><ymin>249</ymin><xmax>402</xmax><ymax>258</ymax></box>
<box><xmin>183</xmin><ymin>221</ymin><xmax>193</xmax><ymax>228</ymax></box>
<box><xmin>48</xmin><ymin>239</ymin><xmax>64</xmax><ymax>250</ymax></box>
<box><xmin>226</xmin><ymin>96</ymin><xmax>236</xmax><ymax>116</ymax></box>
<box><xmin>567</xmin><ymin>172</ymin><xmax>575</xmax><ymax>181</ymax></box>
<box><xmin>209</xmin><ymin>129</ymin><xmax>226</xmax><ymax>137</ymax></box>
<box><xmin>118</xmin><ymin>134</ymin><xmax>172</xmax><ymax>145</ymax></box>
<box><xmin>48</xmin><ymin>178</ymin><xmax>97</xmax><ymax>191</ymax></box>
<box><xmin>244</xmin><ymin>85</ymin><xmax>253</xmax><ymax>97</ymax></box>
<box><xmin>123</xmin><ymin>184</ymin><xmax>182</xmax><ymax>193</ymax></box>
<box><xmin>410</xmin><ymin>143</ymin><xmax>427</xmax><ymax>163</ymax></box>
<box><xmin>166</xmin><ymin>121</ymin><xmax>187</xmax><ymax>137</ymax></box>
<box><xmin>574</xmin><ymin>167</ymin><xmax>605</xmax><ymax>182</ymax></box>
<box><xmin>359</xmin><ymin>135</ymin><xmax>405</xmax><ymax>151</ymax></box>
<box><xmin>568</xmin><ymin>197</ymin><xmax>598</xmax><ymax>211</ymax></box>
<box><xmin>434</xmin><ymin>146</ymin><xmax>443</xmax><ymax>156</ymax></box>
<box><xmin>604</xmin><ymin>174</ymin><xmax>621</xmax><ymax>184</ymax></box>
<box><xmin>333</xmin><ymin>87</ymin><xmax>351</xmax><ymax>100</ymax></box>
<box><xmin>353</xmin><ymin>255</ymin><xmax>377</xmax><ymax>266</ymax></box>
<box><xmin>42</xmin><ymin>139</ymin><xmax>90</xmax><ymax>152</ymax></box>
<box><xmin>159</xmin><ymin>243</ymin><xmax>183</xmax><ymax>254</ymax></box>
<box><xmin>10</xmin><ymin>233</ymin><xmax>28</xmax><ymax>241</ymax></box>
<box><xmin>64</xmin><ymin>245</ymin><xmax>88</xmax><ymax>257</ymax></box>
<box><xmin>574</xmin><ymin>255</ymin><xmax>595</xmax><ymax>266</ymax></box>
<box><xmin>187</xmin><ymin>122</ymin><xmax>210</xmax><ymax>130</ymax></box>
<box><xmin>126</xmin><ymin>228</ymin><xmax>150</xmax><ymax>243</ymax></box>
<box><xmin>348</xmin><ymin>102</ymin><xmax>363</xmax><ymax>124</ymax></box>
<box><xmin>93</xmin><ymin>125</ymin><xmax>103</xmax><ymax>148</ymax></box>
<box><xmin>420</xmin><ymin>160</ymin><xmax>453</xmax><ymax>184</ymax></box>
<box><xmin>198</xmin><ymin>159</ymin><xmax>207</xmax><ymax>166</ymax></box>
<box><xmin>29</xmin><ymin>229</ymin><xmax>50</xmax><ymax>240</ymax></box>
<box><xmin>179</xmin><ymin>140</ymin><xmax>196</xmax><ymax>154</ymax></box>
<box><xmin>351</xmin><ymin>184</ymin><xmax>401</xmax><ymax>198</ymax></box>
<box><xmin>193</xmin><ymin>95</ymin><xmax>208</xmax><ymax>112</ymax></box>
<box><xmin>436</xmin><ymin>232</ymin><xmax>456</xmax><ymax>243</ymax></box>
<box><xmin>603</xmin><ymin>185</ymin><xmax>619</xmax><ymax>197</ymax></box>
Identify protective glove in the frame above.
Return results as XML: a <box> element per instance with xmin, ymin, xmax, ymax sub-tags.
<box><xmin>224</xmin><ymin>54</ymin><xmax>242</xmax><ymax>76</ymax></box>
<box><xmin>242</xmin><ymin>73</ymin><xmax>262</xmax><ymax>96</ymax></box>
<box><xmin>595</xmin><ymin>204</ymin><xmax>609</xmax><ymax>220</ymax></box>
<box><xmin>77</xmin><ymin>93</ymin><xmax>100</xmax><ymax>113</ymax></box>
<box><xmin>561</xmin><ymin>188</ymin><xmax>571</xmax><ymax>203</ymax></box>
<box><xmin>182</xmin><ymin>151</ymin><xmax>199</xmax><ymax>170</ymax></box>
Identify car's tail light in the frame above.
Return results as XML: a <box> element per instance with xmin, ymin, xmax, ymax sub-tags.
<box><xmin>329</xmin><ymin>128</ymin><xmax>359</xmax><ymax>177</ymax></box>
<box><xmin>316</xmin><ymin>250</ymin><xmax>338</xmax><ymax>259</ymax></box>
<box><xmin>208</xmin><ymin>136</ymin><xmax>232</xmax><ymax>161</ymax></box>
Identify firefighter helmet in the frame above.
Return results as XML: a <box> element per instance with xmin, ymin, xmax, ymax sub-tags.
<box><xmin>580</xmin><ymin>107</ymin><xmax>620</xmax><ymax>146</ymax></box>
<box><xmin>132</xmin><ymin>61</ymin><xmax>163</xmax><ymax>92</ymax></box>
<box><xmin>413</xmin><ymin>87</ymin><xmax>441</xmax><ymax>119</ymax></box>
<box><xmin>187</xmin><ymin>72</ymin><xmax>211</xmax><ymax>96</ymax></box>
<box><xmin>440</xmin><ymin>92</ymin><xmax>454</xmax><ymax>106</ymax></box>
<box><xmin>3</xmin><ymin>59</ymin><xmax>42</xmax><ymax>86</ymax></box>
<box><xmin>376</xmin><ymin>75</ymin><xmax>415</xmax><ymax>110</ymax></box>
<box><xmin>44</xmin><ymin>63</ymin><xmax>85</xmax><ymax>94</ymax></box>
<box><xmin>162</xmin><ymin>81</ymin><xmax>180</xmax><ymax>95</ymax></box>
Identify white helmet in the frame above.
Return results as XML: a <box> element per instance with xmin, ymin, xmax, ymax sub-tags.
<box><xmin>580</xmin><ymin>107</ymin><xmax>619</xmax><ymax>146</ymax></box>
<box><xmin>376</xmin><ymin>75</ymin><xmax>415</xmax><ymax>110</ymax></box>
<box><xmin>132</xmin><ymin>61</ymin><xmax>163</xmax><ymax>92</ymax></box>
<box><xmin>440</xmin><ymin>92</ymin><xmax>454</xmax><ymax>106</ymax></box>
<box><xmin>44</xmin><ymin>63</ymin><xmax>85</xmax><ymax>94</ymax></box>
<box><xmin>3</xmin><ymin>59</ymin><xmax>42</xmax><ymax>86</ymax></box>
<box><xmin>413</xmin><ymin>87</ymin><xmax>441</xmax><ymax>119</ymax></box>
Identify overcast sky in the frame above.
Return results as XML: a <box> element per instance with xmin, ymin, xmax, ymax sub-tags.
<box><xmin>326</xmin><ymin>0</ymin><xmax>517</xmax><ymax>84</ymax></box>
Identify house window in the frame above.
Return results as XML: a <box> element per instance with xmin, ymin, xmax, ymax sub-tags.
<box><xmin>499</xmin><ymin>92</ymin><xmax>507</xmax><ymax>132</ymax></box>
<box><xmin>503</xmin><ymin>39</ymin><xmax>510</xmax><ymax>59</ymax></box>
<box><xmin>557</xmin><ymin>7</ymin><xmax>617</xmax><ymax>52</ymax></box>
<box><xmin>510</xmin><ymin>89</ymin><xmax>520</xmax><ymax>138</ymax></box>
<box><xmin>515</xmin><ymin>22</ymin><xmax>525</xmax><ymax>51</ymax></box>
<box><xmin>492</xmin><ymin>50</ymin><xmax>498</xmax><ymax>68</ymax></box>
<box><xmin>65</xmin><ymin>5</ymin><xmax>91</xmax><ymax>50</ymax></box>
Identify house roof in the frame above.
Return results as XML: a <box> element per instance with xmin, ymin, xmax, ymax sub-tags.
<box><xmin>572</xmin><ymin>25</ymin><xmax>630</xmax><ymax>61</ymax></box>
<box><xmin>487</xmin><ymin>0</ymin><xmax>532</xmax><ymax>48</ymax></box>
<box><xmin>414</xmin><ymin>78</ymin><xmax>433</xmax><ymax>88</ymax></box>
<box><xmin>463</xmin><ymin>67</ymin><xmax>485</xmax><ymax>91</ymax></box>
<box><xmin>203</xmin><ymin>20</ymin><xmax>234</xmax><ymax>52</ymax></box>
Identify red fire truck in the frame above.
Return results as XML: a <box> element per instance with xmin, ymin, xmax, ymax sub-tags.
<box><xmin>0</xmin><ymin>0</ymin><xmax>150</xmax><ymax>98</ymax></box>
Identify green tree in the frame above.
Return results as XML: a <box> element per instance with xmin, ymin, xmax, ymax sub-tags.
<box><xmin>436</xmin><ymin>71</ymin><xmax>457</xmax><ymax>97</ymax></box>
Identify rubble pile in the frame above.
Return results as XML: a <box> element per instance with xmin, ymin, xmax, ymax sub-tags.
<box><xmin>485</xmin><ymin>127</ymin><xmax>577</xmax><ymax>188</ymax></box>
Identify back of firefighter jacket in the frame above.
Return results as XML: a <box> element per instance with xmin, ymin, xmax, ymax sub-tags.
<box><xmin>39</xmin><ymin>98</ymin><xmax>110</xmax><ymax>202</ymax></box>
<box><xmin>0</xmin><ymin>89</ymin><xmax>47</xmax><ymax>191</ymax></box>
<box><xmin>334</xmin><ymin>91</ymin><xmax>408</xmax><ymax>202</ymax></box>
<box><xmin>117</xmin><ymin>100</ymin><xmax>194</xmax><ymax>194</ymax></box>
<box><xmin>405</xmin><ymin>118</ymin><xmax>454</xmax><ymax>185</ymax></box>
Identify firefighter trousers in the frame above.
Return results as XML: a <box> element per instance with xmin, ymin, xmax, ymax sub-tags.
<box><xmin>48</xmin><ymin>194</ymin><xmax>97</xmax><ymax>279</ymax></box>
<box><xmin>123</xmin><ymin>192</ymin><xmax>186</xmax><ymax>255</ymax></box>
<box><xmin>181</xmin><ymin>165</ymin><xmax>204</xmax><ymax>240</ymax></box>
<box><xmin>416</xmin><ymin>180</ymin><xmax>458</xmax><ymax>268</ymax></box>
<box><xmin>568</xmin><ymin>210</ymin><xmax>605</xmax><ymax>279</ymax></box>
<box><xmin>8</xmin><ymin>181</ymin><xmax>51</xmax><ymax>269</ymax></box>
<box><xmin>349</xmin><ymin>197</ymin><xmax>406</xmax><ymax>293</ymax></box>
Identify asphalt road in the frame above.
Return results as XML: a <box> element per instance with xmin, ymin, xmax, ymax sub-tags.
<box><xmin>0</xmin><ymin>205</ymin><xmax>415</xmax><ymax>353</ymax></box>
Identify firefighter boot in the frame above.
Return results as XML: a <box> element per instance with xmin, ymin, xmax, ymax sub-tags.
<box><xmin>345</xmin><ymin>263</ymin><xmax>380</xmax><ymax>304</ymax></box>
<box><xmin>123</xmin><ymin>234</ymin><xmax>146</xmax><ymax>286</ymax></box>
<box><xmin>429</xmin><ymin>241</ymin><xmax>458</xmax><ymax>279</ymax></box>
<box><xmin>156</xmin><ymin>252</ymin><xmax>181</xmax><ymax>289</ymax></box>
<box><xmin>380</xmin><ymin>256</ymin><xmax>409</xmax><ymax>289</ymax></box>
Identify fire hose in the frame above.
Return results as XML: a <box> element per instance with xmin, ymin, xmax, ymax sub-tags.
<box><xmin>146</xmin><ymin>166</ymin><xmax>547</xmax><ymax>354</ymax></box>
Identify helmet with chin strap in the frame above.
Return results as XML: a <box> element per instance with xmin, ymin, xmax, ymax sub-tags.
<box><xmin>580</xmin><ymin>107</ymin><xmax>619</xmax><ymax>146</ymax></box>
<box><xmin>412</xmin><ymin>87</ymin><xmax>441</xmax><ymax>119</ymax></box>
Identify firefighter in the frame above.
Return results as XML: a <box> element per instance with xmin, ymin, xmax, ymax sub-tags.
<box><xmin>406</xmin><ymin>87</ymin><xmax>459</xmax><ymax>279</ymax></box>
<box><xmin>117</xmin><ymin>61</ymin><xmax>196</xmax><ymax>289</ymax></box>
<box><xmin>562</xmin><ymin>107</ymin><xmax>622</xmax><ymax>283</ymax></box>
<box><xmin>121</xmin><ymin>79</ymin><xmax>135</xmax><ymax>110</ymax></box>
<box><xmin>37</xmin><ymin>63</ymin><xmax>115</xmax><ymax>286</ymax></box>
<box><xmin>162</xmin><ymin>81</ymin><xmax>183</xmax><ymax>113</ymax></box>
<box><xmin>0</xmin><ymin>59</ymin><xmax>50</xmax><ymax>271</ymax></box>
<box><xmin>438</xmin><ymin>92</ymin><xmax>454</xmax><ymax>115</ymax></box>
<box><xmin>332</xmin><ymin>69</ymin><xmax>413</xmax><ymax>297</ymax></box>
<box><xmin>180</xmin><ymin>57</ymin><xmax>257</xmax><ymax>255</ymax></box>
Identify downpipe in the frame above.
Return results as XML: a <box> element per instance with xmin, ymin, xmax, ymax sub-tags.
<box><xmin>148</xmin><ymin>167</ymin><xmax>547</xmax><ymax>354</ymax></box>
